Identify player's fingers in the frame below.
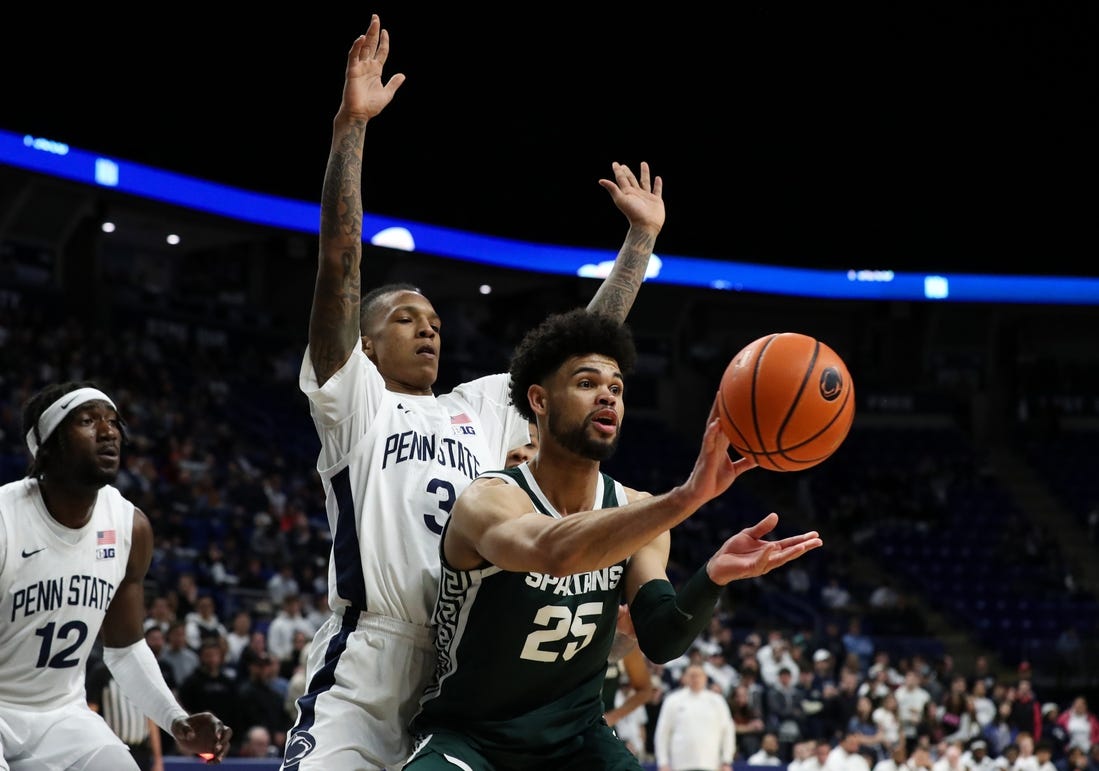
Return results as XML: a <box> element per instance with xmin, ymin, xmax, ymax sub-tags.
<box><xmin>638</xmin><ymin>161</ymin><xmax>651</xmax><ymax>191</ymax></box>
<box><xmin>616</xmin><ymin>162</ymin><xmax>639</xmax><ymax>188</ymax></box>
<box><xmin>743</xmin><ymin>511</ymin><xmax>780</xmax><ymax>538</ymax></box>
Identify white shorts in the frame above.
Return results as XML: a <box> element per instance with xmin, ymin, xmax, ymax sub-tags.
<box><xmin>282</xmin><ymin>609</ymin><xmax>435</xmax><ymax>771</ymax></box>
<box><xmin>0</xmin><ymin>698</ymin><xmax>134</xmax><ymax>771</ymax></box>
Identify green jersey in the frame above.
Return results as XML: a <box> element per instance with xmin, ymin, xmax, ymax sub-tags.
<box><xmin>411</xmin><ymin>463</ymin><xmax>630</xmax><ymax>763</ymax></box>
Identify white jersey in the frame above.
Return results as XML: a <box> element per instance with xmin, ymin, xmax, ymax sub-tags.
<box><xmin>300</xmin><ymin>345</ymin><xmax>528</xmax><ymax>627</ymax></box>
<box><xmin>0</xmin><ymin>478</ymin><xmax>134</xmax><ymax>710</ymax></box>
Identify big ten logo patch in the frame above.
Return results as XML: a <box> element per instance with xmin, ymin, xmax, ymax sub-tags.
<box><xmin>96</xmin><ymin>547</ymin><xmax>116</xmax><ymax>560</ymax></box>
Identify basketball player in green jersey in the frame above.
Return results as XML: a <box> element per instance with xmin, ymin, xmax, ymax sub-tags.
<box><xmin>406</xmin><ymin>310</ymin><xmax>823</xmax><ymax>770</ymax></box>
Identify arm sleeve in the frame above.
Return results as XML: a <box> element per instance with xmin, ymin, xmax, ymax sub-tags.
<box><xmin>103</xmin><ymin>640</ymin><xmax>189</xmax><ymax>733</ymax></box>
<box><xmin>629</xmin><ymin>565</ymin><xmax>723</xmax><ymax>664</ymax></box>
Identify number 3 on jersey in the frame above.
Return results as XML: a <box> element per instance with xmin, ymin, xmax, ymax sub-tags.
<box><xmin>423</xmin><ymin>478</ymin><xmax>456</xmax><ymax>534</ymax></box>
<box><xmin>520</xmin><ymin>602</ymin><xmax>602</xmax><ymax>662</ymax></box>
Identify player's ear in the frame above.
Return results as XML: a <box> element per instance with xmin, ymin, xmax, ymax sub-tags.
<box><xmin>361</xmin><ymin>335</ymin><xmax>374</xmax><ymax>356</ymax></box>
<box><xmin>528</xmin><ymin>385</ymin><xmax>548</xmax><ymax>417</ymax></box>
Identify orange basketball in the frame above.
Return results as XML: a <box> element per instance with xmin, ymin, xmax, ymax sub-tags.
<box><xmin>717</xmin><ymin>332</ymin><xmax>855</xmax><ymax>472</ymax></box>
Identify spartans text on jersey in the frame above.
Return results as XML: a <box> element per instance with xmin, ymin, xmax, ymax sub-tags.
<box><xmin>525</xmin><ymin>565</ymin><xmax>625</xmax><ymax>596</ymax></box>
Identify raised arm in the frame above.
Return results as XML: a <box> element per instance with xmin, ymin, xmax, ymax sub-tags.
<box><xmin>585</xmin><ymin>161</ymin><xmax>665</xmax><ymax>323</ymax></box>
<box><xmin>309</xmin><ymin>15</ymin><xmax>406</xmax><ymax>385</ymax></box>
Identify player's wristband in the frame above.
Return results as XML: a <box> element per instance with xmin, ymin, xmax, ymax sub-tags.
<box><xmin>103</xmin><ymin>640</ymin><xmax>189</xmax><ymax>733</ymax></box>
<box><xmin>629</xmin><ymin>565</ymin><xmax>723</xmax><ymax>663</ymax></box>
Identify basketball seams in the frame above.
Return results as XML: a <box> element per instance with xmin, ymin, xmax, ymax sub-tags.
<box><xmin>748</xmin><ymin>333</ymin><xmax>779</xmax><ymax>462</ymax></box>
<box><xmin>773</xmin><ymin>336</ymin><xmax>819</xmax><ymax>469</ymax></box>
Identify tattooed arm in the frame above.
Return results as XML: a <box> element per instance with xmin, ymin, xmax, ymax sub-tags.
<box><xmin>309</xmin><ymin>15</ymin><xmax>406</xmax><ymax>386</ymax></box>
<box><xmin>586</xmin><ymin>161</ymin><xmax>665</xmax><ymax>323</ymax></box>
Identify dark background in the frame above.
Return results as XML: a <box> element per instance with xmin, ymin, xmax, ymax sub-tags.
<box><xmin>3</xmin><ymin>5</ymin><xmax>1094</xmax><ymax>274</ymax></box>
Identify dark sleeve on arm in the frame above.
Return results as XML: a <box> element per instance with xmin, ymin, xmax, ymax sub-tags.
<box><xmin>629</xmin><ymin>565</ymin><xmax>723</xmax><ymax>664</ymax></box>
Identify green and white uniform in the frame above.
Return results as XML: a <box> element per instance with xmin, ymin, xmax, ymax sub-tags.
<box><xmin>407</xmin><ymin>463</ymin><xmax>641</xmax><ymax>771</ymax></box>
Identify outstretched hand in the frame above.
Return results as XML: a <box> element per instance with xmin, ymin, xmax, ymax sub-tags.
<box><xmin>341</xmin><ymin>14</ymin><xmax>406</xmax><ymax>122</ymax></box>
<box><xmin>172</xmin><ymin>712</ymin><xmax>233</xmax><ymax>764</ymax></box>
<box><xmin>706</xmin><ymin>512</ymin><xmax>822</xmax><ymax>586</ymax></box>
<box><xmin>598</xmin><ymin>161</ymin><xmax>665</xmax><ymax>234</ymax></box>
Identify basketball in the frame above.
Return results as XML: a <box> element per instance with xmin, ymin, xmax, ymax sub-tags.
<box><xmin>717</xmin><ymin>332</ymin><xmax>855</xmax><ymax>472</ymax></box>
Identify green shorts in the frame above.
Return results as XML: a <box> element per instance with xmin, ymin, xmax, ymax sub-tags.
<box><xmin>404</xmin><ymin>723</ymin><xmax>643</xmax><ymax>771</ymax></box>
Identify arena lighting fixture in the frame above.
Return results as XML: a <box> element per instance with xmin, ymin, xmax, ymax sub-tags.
<box><xmin>2</xmin><ymin>128</ymin><xmax>1098</xmax><ymax>305</ymax></box>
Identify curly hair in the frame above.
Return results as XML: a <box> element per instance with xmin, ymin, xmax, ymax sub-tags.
<box><xmin>508</xmin><ymin>309</ymin><xmax>637</xmax><ymax>422</ymax></box>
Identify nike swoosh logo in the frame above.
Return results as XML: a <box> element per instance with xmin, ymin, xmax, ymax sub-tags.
<box><xmin>59</xmin><ymin>396</ymin><xmax>77</xmax><ymax>409</ymax></box>
<box><xmin>21</xmin><ymin>547</ymin><xmax>47</xmax><ymax>558</ymax></box>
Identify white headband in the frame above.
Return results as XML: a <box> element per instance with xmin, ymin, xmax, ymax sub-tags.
<box><xmin>26</xmin><ymin>387</ymin><xmax>118</xmax><ymax>459</ymax></box>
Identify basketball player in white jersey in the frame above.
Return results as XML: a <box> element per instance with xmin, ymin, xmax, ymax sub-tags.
<box><xmin>283</xmin><ymin>15</ymin><xmax>665</xmax><ymax>771</ymax></box>
<box><xmin>0</xmin><ymin>382</ymin><xmax>232</xmax><ymax>770</ymax></box>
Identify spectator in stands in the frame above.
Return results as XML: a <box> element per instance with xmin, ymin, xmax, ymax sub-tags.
<box><xmin>842</xmin><ymin>616</ymin><xmax>876</xmax><ymax>675</ymax></box>
<box><xmin>236</xmin><ymin>629</ymin><xmax>273</xmax><ymax>682</ymax></box>
<box><xmin>278</xmin><ymin>629</ymin><xmax>313</xmax><ymax>682</ymax></box>
<box><xmin>1056</xmin><ymin>746</ymin><xmax>1088</xmax><ymax>771</ymax></box>
<box><xmin>1058</xmin><ymin>697</ymin><xmax>1099</xmax><ymax>754</ymax></box>
<box><xmin>768</xmin><ymin>666</ymin><xmax>804</xmax><ymax>758</ymax></box>
<box><xmin>860</xmin><ymin>665</ymin><xmax>897</xmax><ymax>704</ymax></box>
<box><xmin>239</xmin><ymin>724</ymin><xmax>280</xmax><ymax>759</ymax></box>
<box><xmin>749</xmin><ymin>732</ymin><xmax>785</xmax><ymax>766</ymax></box>
<box><xmin>847</xmin><ymin>695</ymin><xmax>887</xmax><ymax>762</ymax></box>
<box><xmin>759</xmin><ymin>630</ymin><xmax>801</xmax><ymax>687</ymax></box>
<box><xmin>224</xmin><ymin>609</ymin><xmax>253</xmax><ymax>675</ymax></box>
<box><xmin>237</xmin><ymin>652</ymin><xmax>292</xmax><ymax>755</ymax></box>
<box><xmin>705</xmin><ymin>648</ymin><xmax>740</xmax><ymax>698</ymax></box>
<box><xmin>178</xmin><ymin>639</ymin><xmax>242</xmax><ymax>751</ymax></box>
<box><xmin>730</xmin><ymin>681</ymin><xmax>766</xmax><ymax>760</ymax></box>
<box><xmin>1016</xmin><ymin>732</ymin><xmax>1041</xmax><ymax>771</ymax></box>
<box><xmin>814</xmin><ymin>648</ymin><xmax>839</xmax><ymax>689</ymax></box>
<box><xmin>824</xmin><ymin>730</ymin><xmax>872</xmax><ymax>771</ymax></box>
<box><xmin>942</xmin><ymin>679</ymin><xmax>982</xmax><ymax>746</ymax></box>
<box><xmin>971</xmin><ymin>677</ymin><xmax>998</xmax><ymax>730</ymax></box>
<box><xmin>867</xmin><ymin>650</ymin><xmax>904</xmax><ymax>688</ymax></box>
<box><xmin>931</xmin><ymin>741</ymin><xmax>968</xmax><ymax>771</ymax></box>
<box><xmin>1037</xmin><ymin>740</ymin><xmax>1061</xmax><ymax>771</ymax></box>
<box><xmin>1009</xmin><ymin>680</ymin><xmax>1044</xmax><ymax>740</ymax></box>
<box><xmin>963</xmin><ymin>739</ymin><xmax>998</xmax><ymax>771</ymax></box>
<box><xmin>184</xmin><ymin>593</ymin><xmax>228</xmax><ymax>651</ymax></box>
<box><xmin>872</xmin><ymin>743</ymin><xmax>908</xmax><ymax>771</ymax></box>
<box><xmin>654</xmin><ymin>663</ymin><xmax>735</xmax><ymax>771</ymax></box>
<box><xmin>1041</xmin><ymin>703</ymin><xmax>1070</xmax><ymax>762</ymax></box>
<box><xmin>797</xmin><ymin>664</ymin><xmax>830</xmax><ymax>745</ymax></box>
<box><xmin>872</xmin><ymin>692</ymin><xmax>902</xmax><ymax>754</ymax></box>
<box><xmin>985</xmin><ymin>698</ymin><xmax>1019</xmax><ymax>758</ymax></box>
<box><xmin>266</xmin><ymin>593</ymin><xmax>314</xmax><ymax>663</ymax></box>
<box><xmin>790</xmin><ymin>740</ymin><xmax>822</xmax><ymax>771</ymax></box>
<box><xmin>159</xmin><ymin>619</ymin><xmax>200</xmax><ymax>687</ymax></box>
<box><xmin>896</xmin><ymin>670</ymin><xmax>933</xmax><ymax>745</ymax></box>
<box><xmin>265</xmin><ymin>562</ymin><xmax>300</xmax><ymax>607</ymax></box>
<box><xmin>144</xmin><ymin>595</ymin><xmax>176</xmax><ymax>634</ymax></box>
<box><xmin>169</xmin><ymin>571</ymin><xmax>201</xmax><ymax>619</ymax></box>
